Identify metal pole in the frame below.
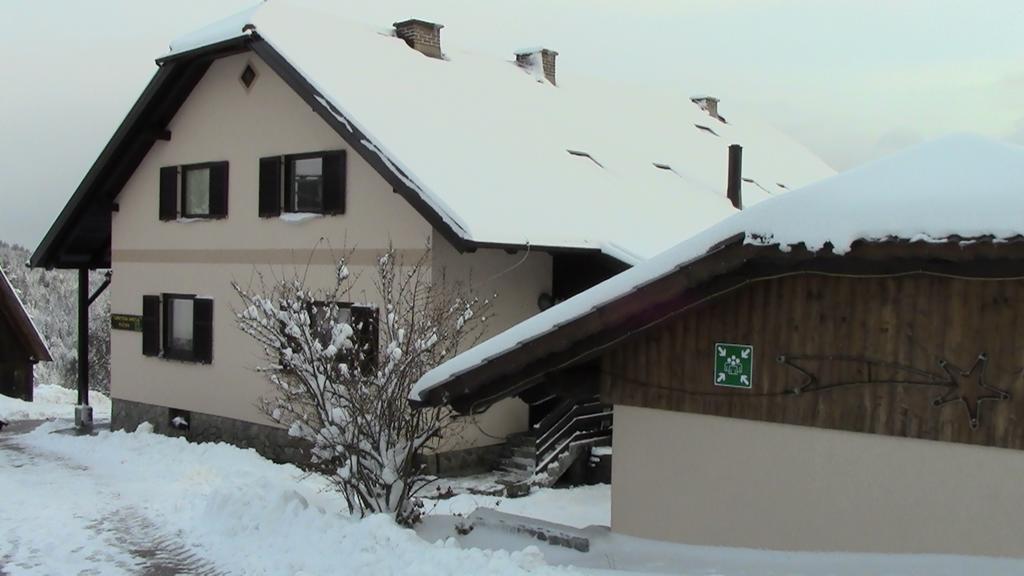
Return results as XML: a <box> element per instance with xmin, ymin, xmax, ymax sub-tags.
<box><xmin>78</xmin><ymin>267</ymin><xmax>89</xmax><ymax>406</ymax></box>
<box><xmin>727</xmin><ymin>144</ymin><xmax>743</xmax><ymax>210</ymax></box>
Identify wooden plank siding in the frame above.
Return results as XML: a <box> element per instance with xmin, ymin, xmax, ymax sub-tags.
<box><xmin>602</xmin><ymin>272</ymin><xmax>1024</xmax><ymax>450</ymax></box>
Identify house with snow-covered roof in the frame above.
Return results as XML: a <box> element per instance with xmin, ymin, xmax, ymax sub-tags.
<box><xmin>412</xmin><ymin>135</ymin><xmax>1024</xmax><ymax>556</ymax></box>
<box><xmin>30</xmin><ymin>2</ymin><xmax>832</xmax><ymax>470</ymax></box>
<box><xmin>0</xmin><ymin>265</ymin><xmax>51</xmax><ymax>403</ymax></box>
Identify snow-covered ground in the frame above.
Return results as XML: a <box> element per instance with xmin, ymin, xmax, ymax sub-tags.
<box><xmin>0</xmin><ymin>421</ymin><xmax>559</xmax><ymax>576</ymax></box>
<box><xmin>0</xmin><ymin>384</ymin><xmax>111</xmax><ymax>421</ymax></box>
<box><xmin>3</xmin><ymin>421</ymin><xmax>1023</xmax><ymax>575</ymax></box>
<box><xmin>425</xmin><ymin>475</ymin><xmax>610</xmax><ymax>528</ymax></box>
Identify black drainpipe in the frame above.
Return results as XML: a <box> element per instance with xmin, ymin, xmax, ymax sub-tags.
<box><xmin>727</xmin><ymin>144</ymin><xmax>743</xmax><ymax>209</ymax></box>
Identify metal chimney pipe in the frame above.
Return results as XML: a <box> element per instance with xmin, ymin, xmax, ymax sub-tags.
<box><xmin>727</xmin><ymin>144</ymin><xmax>743</xmax><ymax>209</ymax></box>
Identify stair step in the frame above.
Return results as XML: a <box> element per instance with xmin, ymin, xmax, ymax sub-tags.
<box><xmin>498</xmin><ymin>464</ymin><xmax>535</xmax><ymax>476</ymax></box>
<box><xmin>504</xmin><ymin>433</ymin><xmax>537</xmax><ymax>447</ymax></box>
<box><xmin>500</xmin><ymin>456</ymin><xmax>536</xmax><ymax>468</ymax></box>
<box><xmin>499</xmin><ymin>446</ymin><xmax>536</xmax><ymax>458</ymax></box>
<box><xmin>498</xmin><ymin>461</ymin><xmax>534</xmax><ymax>472</ymax></box>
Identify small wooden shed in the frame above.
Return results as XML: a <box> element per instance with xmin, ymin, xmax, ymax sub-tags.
<box><xmin>412</xmin><ymin>135</ymin><xmax>1024</xmax><ymax>557</ymax></box>
<box><xmin>0</xmin><ymin>265</ymin><xmax>51</xmax><ymax>401</ymax></box>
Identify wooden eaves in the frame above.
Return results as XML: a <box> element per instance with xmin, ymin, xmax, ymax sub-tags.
<box><xmin>417</xmin><ymin>236</ymin><xmax>1024</xmax><ymax>414</ymax></box>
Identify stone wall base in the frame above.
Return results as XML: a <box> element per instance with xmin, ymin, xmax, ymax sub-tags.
<box><xmin>417</xmin><ymin>443</ymin><xmax>505</xmax><ymax>477</ymax></box>
<box><xmin>110</xmin><ymin>398</ymin><xmax>309</xmax><ymax>464</ymax></box>
<box><xmin>112</xmin><ymin>397</ymin><xmax>505</xmax><ymax>475</ymax></box>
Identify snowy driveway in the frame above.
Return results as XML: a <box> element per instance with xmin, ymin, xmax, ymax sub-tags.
<box><xmin>0</xmin><ymin>423</ymin><xmax>225</xmax><ymax>575</ymax></box>
<box><xmin>3</xmin><ymin>420</ymin><xmax>1024</xmax><ymax>576</ymax></box>
<box><xmin>0</xmin><ymin>422</ymin><xmax>568</xmax><ymax>576</ymax></box>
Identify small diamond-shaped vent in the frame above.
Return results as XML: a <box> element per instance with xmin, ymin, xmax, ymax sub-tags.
<box><xmin>240</xmin><ymin>64</ymin><xmax>257</xmax><ymax>89</ymax></box>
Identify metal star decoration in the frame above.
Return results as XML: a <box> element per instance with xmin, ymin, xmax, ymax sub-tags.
<box><xmin>932</xmin><ymin>353</ymin><xmax>1011</xmax><ymax>430</ymax></box>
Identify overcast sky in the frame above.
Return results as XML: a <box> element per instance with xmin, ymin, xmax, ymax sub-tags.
<box><xmin>1</xmin><ymin>0</ymin><xmax>1022</xmax><ymax>250</ymax></box>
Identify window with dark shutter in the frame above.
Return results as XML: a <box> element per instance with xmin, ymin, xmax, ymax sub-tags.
<box><xmin>266</xmin><ymin>150</ymin><xmax>348</xmax><ymax>215</ymax></box>
<box><xmin>163</xmin><ymin>294</ymin><xmax>194</xmax><ymax>361</ymax></box>
<box><xmin>322</xmin><ymin>150</ymin><xmax>347</xmax><ymax>215</ymax></box>
<box><xmin>193</xmin><ymin>298</ymin><xmax>214</xmax><ymax>364</ymax></box>
<box><xmin>142</xmin><ymin>295</ymin><xmax>161</xmax><ymax>356</ymax></box>
<box><xmin>159</xmin><ymin>166</ymin><xmax>178</xmax><ymax>221</ymax></box>
<box><xmin>208</xmin><ymin>162</ymin><xmax>229</xmax><ymax>218</ymax></box>
<box><xmin>163</xmin><ymin>162</ymin><xmax>228</xmax><ymax>220</ymax></box>
<box><xmin>259</xmin><ymin>156</ymin><xmax>282</xmax><ymax>217</ymax></box>
<box><xmin>149</xmin><ymin>294</ymin><xmax>213</xmax><ymax>364</ymax></box>
<box><xmin>180</xmin><ymin>161</ymin><xmax>229</xmax><ymax>219</ymax></box>
<box><xmin>304</xmin><ymin>302</ymin><xmax>378</xmax><ymax>375</ymax></box>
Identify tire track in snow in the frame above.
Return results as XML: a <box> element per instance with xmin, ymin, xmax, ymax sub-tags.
<box><xmin>0</xmin><ymin>538</ymin><xmax>16</xmax><ymax>576</ymax></box>
<box><xmin>87</xmin><ymin>509</ymin><xmax>227</xmax><ymax>576</ymax></box>
<box><xmin>0</xmin><ymin>427</ymin><xmax>228</xmax><ymax>576</ymax></box>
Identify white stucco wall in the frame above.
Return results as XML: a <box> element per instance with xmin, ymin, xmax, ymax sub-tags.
<box><xmin>612</xmin><ymin>405</ymin><xmax>1024</xmax><ymax>557</ymax></box>
<box><xmin>109</xmin><ymin>50</ymin><xmax>551</xmax><ymax>449</ymax></box>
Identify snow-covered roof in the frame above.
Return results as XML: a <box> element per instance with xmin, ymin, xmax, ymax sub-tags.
<box><xmin>168</xmin><ymin>2</ymin><xmax>834</xmax><ymax>261</ymax></box>
<box><xmin>0</xmin><ymin>265</ymin><xmax>52</xmax><ymax>363</ymax></box>
<box><xmin>411</xmin><ymin>134</ymin><xmax>1024</xmax><ymax>402</ymax></box>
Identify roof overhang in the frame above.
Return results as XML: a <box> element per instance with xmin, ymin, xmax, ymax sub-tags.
<box><xmin>416</xmin><ymin>237</ymin><xmax>1024</xmax><ymax>413</ymax></box>
<box><xmin>32</xmin><ymin>34</ymin><xmax>615</xmax><ymax>271</ymax></box>
<box><xmin>0</xmin><ymin>267</ymin><xmax>52</xmax><ymax>362</ymax></box>
<box><xmin>31</xmin><ymin>36</ymin><xmax>252</xmax><ymax>270</ymax></box>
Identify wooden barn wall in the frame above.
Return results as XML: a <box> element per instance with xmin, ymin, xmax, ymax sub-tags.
<box><xmin>0</xmin><ymin>312</ymin><xmax>29</xmax><ymax>363</ymax></box>
<box><xmin>601</xmin><ymin>273</ymin><xmax>1024</xmax><ymax>450</ymax></box>
<box><xmin>0</xmin><ymin>313</ymin><xmax>34</xmax><ymax>401</ymax></box>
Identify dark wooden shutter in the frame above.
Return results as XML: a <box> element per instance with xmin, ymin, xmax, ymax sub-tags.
<box><xmin>142</xmin><ymin>295</ymin><xmax>161</xmax><ymax>356</ymax></box>
<box><xmin>159</xmin><ymin>166</ymin><xmax>178</xmax><ymax>221</ymax></box>
<box><xmin>193</xmin><ymin>298</ymin><xmax>214</xmax><ymax>364</ymax></box>
<box><xmin>352</xmin><ymin>306</ymin><xmax>378</xmax><ymax>374</ymax></box>
<box><xmin>322</xmin><ymin>150</ymin><xmax>347</xmax><ymax>215</ymax></box>
<box><xmin>162</xmin><ymin>295</ymin><xmax>172</xmax><ymax>354</ymax></box>
<box><xmin>208</xmin><ymin>162</ymin><xmax>229</xmax><ymax>218</ymax></box>
<box><xmin>259</xmin><ymin>156</ymin><xmax>282</xmax><ymax>217</ymax></box>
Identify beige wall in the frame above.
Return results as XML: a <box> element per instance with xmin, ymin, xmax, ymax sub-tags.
<box><xmin>431</xmin><ymin>231</ymin><xmax>553</xmax><ymax>449</ymax></box>
<box><xmin>113</xmin><ymin>52</ymin><xmax>430</xmax><ymax>252</ymax></box>
<box><xmin>109</xmin><ymin>51</ymin><xmax>551</xmax><ymax>449</ymax></box>
<box><xmin>110</xmin><ymin>259</ymin><xmax>394</xmax><ymax>425</ymax></box>
<box><xmin>612</xmin><ymin>405</ymin><xmax>1024</xmax><ymax>557</ymax></box>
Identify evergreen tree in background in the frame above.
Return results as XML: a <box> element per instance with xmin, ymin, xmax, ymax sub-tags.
<box><xmin>0</xmin><ymin>241</ymin><xmax>110</xmax><ymax>392</ymax></box>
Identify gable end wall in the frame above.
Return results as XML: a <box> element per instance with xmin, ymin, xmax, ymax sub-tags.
<box><xmin>108</xmin><ymin>51</ymin><xmax>548</xmax><ymax>450</ymax></box>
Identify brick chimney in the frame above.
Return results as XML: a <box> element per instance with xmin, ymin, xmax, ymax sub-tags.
<box><xmin>691</xmin><ymin>96</ymin><xmax>724</xmax><ymax>123</ymax></box>
<box><xmin>393</xmin><ymin>19</ymin><xmax>444</xmax><ymax>59</ymax></box>
<box><xmin>515</xmin><ymin>48</ymin><xmax>558</xmax><ymax>85</ymax></box>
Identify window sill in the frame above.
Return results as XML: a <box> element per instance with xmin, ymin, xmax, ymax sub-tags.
<box><xmin>279</xmin><ymin>212</ymin><xmax>325</xmax><ymax>223</ymax></box>
<box><xmin>176</xmin><ymin>216</ymin><xmax>224</xmax><ymax>223</ymax></box>
<box><xmin>160</xmin><ymin>352</ymin><xmax>208</xmax><ymax>365</ymax></box>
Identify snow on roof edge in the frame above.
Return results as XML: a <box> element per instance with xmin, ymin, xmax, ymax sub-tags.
<box><xmin>166</xmin><ymin>4</ymin><xmax>261</xmax><ymax>56</ymax></box>
<box><xmin>410</xmin><ymin>134</ymin><xmax>1024</xmax><ymax>402</ymax></box>
<box><xmin>0</xmin><ymin>265</ymin><xmax>51</xmax><ymax>361</ymax></box>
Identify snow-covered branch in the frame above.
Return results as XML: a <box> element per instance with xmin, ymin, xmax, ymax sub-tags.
<box><xmin>233</xmin><ymin>244</ymin><xmax>492</xmax><ymax>525</ymax></box>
